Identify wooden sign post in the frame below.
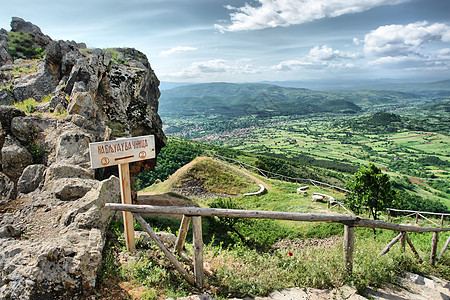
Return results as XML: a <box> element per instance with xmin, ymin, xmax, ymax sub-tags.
<box><xmin>89</xmin><ymin>135</ymin><xmax>156</xmax><ymax>252</ymax></box>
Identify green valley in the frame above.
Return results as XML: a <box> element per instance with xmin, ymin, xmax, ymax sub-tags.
<box><xmin>157</xmin><ymin>82</ymin><xmax>450</xmax><ymax>209</ymax></box>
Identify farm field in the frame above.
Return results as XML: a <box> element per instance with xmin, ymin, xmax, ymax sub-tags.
<box><xmin>164</xmin><ymin>113</ymin><xmax>449</xmax><ymax>207</ymax></box>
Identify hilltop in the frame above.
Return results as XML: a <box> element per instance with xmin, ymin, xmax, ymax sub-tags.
<box><xmin>140</xmin><ymin>156</ymin><xmax>262</xmax><ymax>199</ymax></box>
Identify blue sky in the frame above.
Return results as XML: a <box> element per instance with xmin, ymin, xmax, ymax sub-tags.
<box><xmin>1</xmin><ymin>0</ymin><xmax>450</xmax><ymax>83</ymax></box>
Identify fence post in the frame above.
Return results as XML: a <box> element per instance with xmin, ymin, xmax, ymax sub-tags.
<box><xmin>133</xmin><ymin>213</ymin><xmax>195</xmax><ymax>285</ymax></box>
<box><xmin>192</xmin><ymin>216</ymin><xmax>204</xmax><ymax>287</ymax></box>
<box><xmin>343</xmin><ymin>223</ymin><xmax>355</xmax><ymax>276</ymax></box>
<box><xmin>415</xmin><ymin>212</ymin><xmax>419</xmax><ymax>224</ymax></box>
<box><xmin>431</xmin><ymin>232</ymin><xmax>439</xmax><ymax>265</ymax></box>
<box><xmin>441</xmin><ymin>215</ymin><xmax>444</xmax><ymax>227</ymax></box>
<box><xmin>438</xmin><ymin>236</ymin><xmax>450</xmax><ymax>261</ymax></box>
<box><xmin>175</xmin><ymin>215</ymin><xmax>192</xmax><ymax>255</ymax></box>
<box><xmin>405</xmin><ymin>233</ymin><xmax>422</xmax><ymax>263</ymax></box>
<box><xmin>387</xmin><ymin>209</ymin><xmax>391</xmax><ymax>223</ymax></box>
<box><xmin>118</xmin><ymin>163</ymin><xmax>135</xmax><ymax>252</ymax></box>
<box><xmin>401</xmin><ymin>232</ymin><xmax>406</xmax><ymax>253</ymax></box>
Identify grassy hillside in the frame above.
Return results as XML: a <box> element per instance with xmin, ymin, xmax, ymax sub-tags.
<box><xmin>141</xmin><ymin>156</ymin><xmax>259</xmax><ymax>197</ymax></box>
<box><xmin>135</xmin><ymin>136</ymin><xmax>355</xmax><ymax>192</ymax></box>
<box><xmin>98</xmin><ymin>156</ymin><xmax>450</xmax><ymax>299</ymax></box>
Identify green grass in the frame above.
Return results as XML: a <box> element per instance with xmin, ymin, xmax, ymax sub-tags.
<box><xmin>98</xmin><ymin>135</ymin><xmax>450</xmax><ymax>297</ymax></box>
<box><xmin>12</xmin><ymin>94</ymin><xmax>52</xmax><ymax>115</ymax></box>
<box><xmin>98</xmin><ymin>214</ymin><xmax>450</xmax><ymax>298</ymax></box>
<box><xmin>13</xmin><ymin>97</ymin><xmax>38</xmax><ymax>114</ymax></box>
<box><xmin>143</xmin><ymin>157</ymin><xmax>259</xmax><ymax>196</ymax></box>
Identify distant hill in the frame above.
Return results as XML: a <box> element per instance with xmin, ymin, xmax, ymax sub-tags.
<box><xmin>158</xmin><ymin>82</ymin><xmax>423</xmax><ymax>118</ymax></box>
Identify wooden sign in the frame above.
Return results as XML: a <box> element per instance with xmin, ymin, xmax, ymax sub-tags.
<box><xmin>89</xmin><ymin>135</ymin><xmax>155</xmax><ymax>252</ymax></box>
<box><xmin>89</xmin><ymin>135</ymin><xmax>155</xmax><ymax>169</ymax></box>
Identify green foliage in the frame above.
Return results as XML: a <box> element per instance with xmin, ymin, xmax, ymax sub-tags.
<box><xmin>393</xmin><ymin>191</ymin><xmax>449</xmax><ymax>214</ymax></box>
<box><xmin>0</xmin><ymin>83</ymin><xmax>13</xmax><ymax>93</ymax></box>
<box><xmin>104</xmin><ymin>48</ymin><xmax>128</xmax><ymax>65</ymax></box>
<box><xmin>41</xmin><ymin>93</ymin><xmax>52</xmax><ymax>103</ymax></box>
<box><xmin>346</xmin><ymin>163</ymin><xmax>396</xmax><ymax>219</ymax></box>
<box><xmin>135</xmin><ymin>137</ymin><xmax>204</xmax><ymax>189</ymax></box>
<box><xmin>13</xmin><ymin>97</ymin><xmax>38</xmax><ymax>114</ymax></box>
<box><xmin>29</xmin><ymin>142</ymin><xmax>50</xmax><ymax>165</ymax></box>
<box><xmin>7</xmin><ymin>31</ymin><xmax>46</xmax><ymax>60</ymax></box>
<box><xmin>417</xmin><ymin>156</ymin><xmax>449</xmax><ymax>167</ymax></box>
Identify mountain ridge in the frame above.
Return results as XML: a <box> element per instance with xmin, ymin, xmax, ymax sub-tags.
<box><xmin>158</xmin><ymin>82</ymin><xmax>426</xmax><ymax>118</ymax></box>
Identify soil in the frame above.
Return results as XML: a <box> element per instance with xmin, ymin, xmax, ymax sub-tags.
<box><xmin>408</xmin><ymin>176</ymin><xmax>431</xmax><ymax>188</ymax></box>
<box><xmin>273</xmin><ymin>235</ymin><xmax>342</xmax><ymax>252</ymax></box>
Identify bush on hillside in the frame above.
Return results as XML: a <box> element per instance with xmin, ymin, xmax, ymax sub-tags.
<box><xmin>7</xmin><ymin>31</ymin><xmax>46</xmax><ymax>60</ymax></box>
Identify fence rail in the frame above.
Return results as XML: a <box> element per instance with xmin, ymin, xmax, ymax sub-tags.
<box><xmin>388</xmin><ymin>208</ymin><xmax>450</xmax><ymax>227</ymax></box>
<box><xmin>106</xmin><ymin>203</ymin><xmax>450</xmax><ymax>287</ymax></box>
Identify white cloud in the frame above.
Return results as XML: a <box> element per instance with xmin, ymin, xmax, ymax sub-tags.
<box><xmin>272</xmin><ymin>59</ymin><xmax>312</xmax><ymax>71</ymax></box>
<box><xmin>364</xmin><ymin>21</ymin><xmax>450</xmax><ymax>57</ymax></box>
<box><xmin>160</xmin><ymin>46</ymin><xmax>197</xmax><ymax>56</ymax></box>
<box><xmin>168</xmin><ymin>59</ymin><xmax>258</xmax><ymax>78</ymax></box>
<box><xmin>272</xmin><ymin>45</ymin><xmax>360</xmax><ymax>71</ymax></box>
<box><xmin>216</xmin><ymin>0</ymin><xmax>409</xmax><ymax>32</ymax></box>
<box><xmin>353</xmin><ymin>38</ymin><xmax>361</xmax><ymax>45</ymax></box>
<box><xmin>307</xmin><ymin>45</ymin><xmax>360</xmax><ymax>61</ymax></box>
<box><xmin>369</xmin><ymin>48</ymin><xmax>450</xmax><ymax>70</ymax></box>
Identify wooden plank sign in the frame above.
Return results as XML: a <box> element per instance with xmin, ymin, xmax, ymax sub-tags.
<box><xmin>89</xmin><ymin>135</ymin><xmax>155</xmax><ymax>169</ymax></box>
<box><xmin>89</xmin><ymin>135</ymin><xmax>155</xmax><ymax>252</ymax></box>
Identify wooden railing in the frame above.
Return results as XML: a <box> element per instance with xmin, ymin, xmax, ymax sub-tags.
<box><xmin>387</xmin><ymin>208</ymin><xmax>450</xmax><ymax>227</ymax></box>
<box><xmin>106</xmin><ymin>203</ymin><xmax>450</xmax><ymax>287</ymax></box>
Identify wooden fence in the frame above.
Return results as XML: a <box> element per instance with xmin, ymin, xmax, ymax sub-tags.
<box><xmin>105</xmin><ymin>203</ymin><xmax>450</xmax><ymax>287</ymax></box>
<box><xmin>388</xmin><ymin>208</ymin><xmax>450</xmax><ymax>227</ymax></box>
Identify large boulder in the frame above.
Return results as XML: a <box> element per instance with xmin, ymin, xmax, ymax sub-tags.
<box><xmin>0</xmin><ymin>172</ymin><xmax>15</xmax><ymax>206</ymax></box>
<box><xmin>12</xmin><ymin>61</ymin><xmax>59</xmax><ymax>102</ymax></box>
<box><xmin>51</xmin><ymin>178</ymin><xmax>97</xmax><ymax>201</ymax></box>
<box><xmin>44</xmin><ymin>163</ymin><xmax>94</xmax><ymax>185</ymax></box>
<box><xmin>0</xmin><ymin>106</ymin><xmax>26</xmax><ymax>134</ymax></box>
<box><xmin>10</xmin><ymin>17</ymin><xmax>44</xmax><ymax>35</ymax></box>
<box><xmin>17</xmin><ymin>164</ymin><xmax>46</xmax><ymax>194</ymax></box>
<box><xmin>1</xmin><ymin>136</ymin><xmax>32</xmax><ymax>181</ymax></box>
<box><xmin>0</xmin><ymin>176</ymin><xmax>120</xmax><ymax>299</ymax></box>
<box><xmin>55</xmin><ymin>130</ymin><xmax>94</xmax><ymax>166</ymax></box>
<box><xmin>11</xmin><ymin>114</ymin><xmax>57</xmax><ymax>145</ymax></box>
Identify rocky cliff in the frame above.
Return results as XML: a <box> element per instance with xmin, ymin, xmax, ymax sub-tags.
<box><xmin>0</xmin><ymin>17</ymin><xmax>166</xmax><ymax>299</ymax></box>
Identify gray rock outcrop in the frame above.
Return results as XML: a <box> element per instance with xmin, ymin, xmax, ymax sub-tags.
<box><xmin>10</xmin><ymin>17</ymin><xmax>44</xmax><ymax>36</ymax></box>
<box><xmin>0</xmin><ymin>17</ymin><xmax>166</xmax><ymax>299</ymax></box>
<box><xmin>0</xmin><ymin>176</ymin><xmax>120</xmax><ymax>299</ymax></box>
<box><xmin>0</xmin><ymin>172</ymin><xmax>15</xmax><ymax>206</ymax></box>
<box><xmin>17</xmin><ymin>164</ymin><xmax>46</xmax><ymax>194</ymax></box>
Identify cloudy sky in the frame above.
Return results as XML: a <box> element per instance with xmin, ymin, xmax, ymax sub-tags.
<box><xmin>1</xmin><ymin>0</ymin><xmax>450</xmax><ymax>83</ymax></box>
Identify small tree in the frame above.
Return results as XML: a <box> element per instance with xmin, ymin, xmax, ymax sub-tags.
<box><xmin>346</xmin><ymin>163</ymin><xmax>396</xmax><ymax>220</ymax></box>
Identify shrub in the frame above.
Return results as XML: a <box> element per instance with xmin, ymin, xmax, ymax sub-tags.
<box><xmin>13</xmin><ymin>97</ymin><xmax>38</xmax><ymax>114</ymax></box>
<box><xmin>7</xmin><ymin>31</ymin><xmax>46</xmax><ymax>60</ymax></box>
